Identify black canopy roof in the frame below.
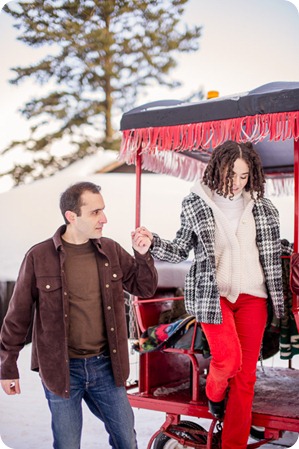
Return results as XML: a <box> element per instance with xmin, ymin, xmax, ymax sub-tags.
<box><xmin>120</xmin><ymin>81</ymin><xmax>299</xmax><ymax>175</ymax></box>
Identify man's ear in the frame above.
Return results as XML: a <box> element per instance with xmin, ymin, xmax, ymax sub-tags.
<box><xmin>65</xmin><ymin>210</ymin><xmax>76</xmax><ymax>223</ymax></box>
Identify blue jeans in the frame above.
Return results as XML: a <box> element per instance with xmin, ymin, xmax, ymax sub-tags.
<box><xmin>43</xmin><ymin>352</ymin><xmax>138</xmax><ymax>449</ymax></box>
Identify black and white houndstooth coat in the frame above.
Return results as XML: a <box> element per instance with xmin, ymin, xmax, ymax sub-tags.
<box><xmin>151</xmin><ymin>192</ymin><xmax>293</xmax><ymax>324</ymax></box>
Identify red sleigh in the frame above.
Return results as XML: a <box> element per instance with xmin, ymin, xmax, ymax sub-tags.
<box><xmin>121</xmin><ymin>82</ymin><xmax>299</xmax><ymax>448</ymax></box>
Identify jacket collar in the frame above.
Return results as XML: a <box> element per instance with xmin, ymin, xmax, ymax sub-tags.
<box><xmin>52</xmin><ymin>225</ymin><xmax>102</xmax><ymax>251</ymax></box>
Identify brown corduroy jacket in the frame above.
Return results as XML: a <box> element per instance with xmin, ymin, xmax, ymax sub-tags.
<box><xmin>0</xmin><ymin>225</ymin><xmax>158</xmax><ymax>398</ymax></box>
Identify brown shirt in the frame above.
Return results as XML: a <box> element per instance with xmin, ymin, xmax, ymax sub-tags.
<box><xmin>63</xmin><ymin>240</ymin><xmax>107</xmax><ymax>358</ymax></box>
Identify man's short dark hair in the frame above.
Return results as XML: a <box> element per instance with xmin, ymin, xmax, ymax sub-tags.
<box><xmin>60</xmin><ymin>182</ymin><xmax>101</xmax><ymax>224</ymax></box>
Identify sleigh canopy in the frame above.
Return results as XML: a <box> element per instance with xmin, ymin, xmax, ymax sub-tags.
<box><xmin>120</xmin><ymin>81</ymin><xmax>299</xmax><ymax>194</ymax></box>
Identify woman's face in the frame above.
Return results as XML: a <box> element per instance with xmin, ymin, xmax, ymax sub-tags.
<box><xmin>224</xmin><ymin>158</ymin><xmax>249</xmax><ymax>195</ymax></box>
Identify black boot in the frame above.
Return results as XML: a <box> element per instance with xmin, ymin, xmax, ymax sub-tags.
<box><xmin>208</xmin><ymin>398</ymin><xmax>225</xmax><ymax>419</ymax></box>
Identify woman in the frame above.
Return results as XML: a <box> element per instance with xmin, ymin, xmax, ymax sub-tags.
<box><xmin>135</xmin><ymin>140</ymin><xmax>292</xmax><ymax>449</ymax></box>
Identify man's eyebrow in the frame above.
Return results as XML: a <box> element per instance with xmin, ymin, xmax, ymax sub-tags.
<box><xmin>91</xmin><ymin>206</ymin><xmax>105</xmax><ymax>212</ymax></box>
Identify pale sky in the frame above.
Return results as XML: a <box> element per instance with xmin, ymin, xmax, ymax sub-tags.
<box><xmin>0</xmin><ymin>0</ymin><xmax>299</xmax><ymax>191</ymax></box>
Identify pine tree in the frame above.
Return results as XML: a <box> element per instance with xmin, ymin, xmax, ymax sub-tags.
<box><xmin>2</xmin><ymin>0</ymin><xmax>201</xmax><ymax>185</ymax></box>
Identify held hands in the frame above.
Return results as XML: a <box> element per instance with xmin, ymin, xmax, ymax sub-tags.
<box><xmin>1</xmin><ymin>379</ymin><xmax>21</xmax><ymax>395</ymax></box>
<box><xmin>131</xmin><ymin>226</ymin><xmax>153</xmax><ymax>255</ymax></box>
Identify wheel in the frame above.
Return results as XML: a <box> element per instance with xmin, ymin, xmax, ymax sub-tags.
<box><xmin>250</xmin><ymin>426</ymin><xmax>266</xmax><ymax>440</ymax></box>
<box><xmin>250</xmin><ymin>426</ymin><xmax>285</xmax><ymax>441</ymax></box>
<box><xmin>153</xmin><ymin>420</ymin><xmax>207</xmax><ymax>449</ymax></box>
<box><xmin>153</xmin><ymin>434</ymin><xmax>192</xmax><ymax>449</ymax></box>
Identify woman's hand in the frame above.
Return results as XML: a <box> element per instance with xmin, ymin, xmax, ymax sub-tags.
<box><xmin>135</xmin><ymin>226</ymin><xmax>153</xmax><ymax>242</ymax></box>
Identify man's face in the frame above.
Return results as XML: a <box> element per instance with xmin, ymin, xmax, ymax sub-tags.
<box><xmin>73</xmin><ymin>191</ymin><xmax>107</xmax><ymax>240</ymax></box>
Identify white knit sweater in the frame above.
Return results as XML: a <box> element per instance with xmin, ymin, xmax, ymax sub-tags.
<box><xmin>191</xmin><ymin>182</ymin><xmax>267</xmax><ymax>303</ymax></box>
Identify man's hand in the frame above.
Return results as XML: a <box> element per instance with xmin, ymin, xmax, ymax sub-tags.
<box><xmin>131</xmin><ymin>226</ymin><xmax>153</xmax><ymax>255</ymax></box>
<box><xmin>1</xmin><ymin>379</ymin><xmax>21</xmax><ymax>395</ymax></box>
<box><xmin>135</xmin><ymin>226</ymin><xmax>153</xmax><ymax>242</ymax></box>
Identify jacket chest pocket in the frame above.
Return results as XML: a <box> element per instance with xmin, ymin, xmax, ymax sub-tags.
<box><xmin>107</xmin><ymin>267</ymin><xmax>124</xmax><ymax>295</ymax></box>
<box><xmin>36</xmin><ymin>277</ymin><xmax>63</xmax><ymax>312</ymax></box>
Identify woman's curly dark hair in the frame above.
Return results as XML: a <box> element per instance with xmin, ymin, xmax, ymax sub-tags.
<box><xmin>202</xmin><ymin>140</ymin><xmax>265</xmax><ymax>199</ymax></box>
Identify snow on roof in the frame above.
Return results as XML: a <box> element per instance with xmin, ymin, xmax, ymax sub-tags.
<box><xmin>0</xmin><ymin>150</ymin><xmax>294</xmax><ymax>281</ymax></box>
<box><xmin>0</xmin><ymin>151</ymin><xmax>192</xmax><ymax>280</ymax></box>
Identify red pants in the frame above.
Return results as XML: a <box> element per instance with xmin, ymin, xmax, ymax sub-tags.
<box><xmin>201</xmin><ymin>294</ymin><xmax>268</xmax><ymax>449</ymax></box>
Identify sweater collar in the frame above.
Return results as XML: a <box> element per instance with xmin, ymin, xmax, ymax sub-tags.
<box><xmin>190</xmin><ymin>180</ymin><xmax>255</xmax><ymax>206</ymax></box>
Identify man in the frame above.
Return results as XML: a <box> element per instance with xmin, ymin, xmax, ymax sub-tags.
<box><xmin>0</xmin><ymin>181</ymin><xmax>157</xmax><ymax>449</ymax></box>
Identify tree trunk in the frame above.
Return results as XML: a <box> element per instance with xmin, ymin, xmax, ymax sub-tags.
<box><xmin>105</xmin><ymin>78</ymin><xmax>113</xmax><ymax>141</ymax></box>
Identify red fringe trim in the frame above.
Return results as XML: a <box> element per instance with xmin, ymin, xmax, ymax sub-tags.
<box><xmin>119</xmin><ymin>111</ymin><xmax>298</xmax><ymax>195</ymax></box>
<box><xmin>134</xmin><ymin>150</ymin><xmax>294</xmax><ymax>196</ymax></box>
<box><xmin>120</xmin><ymin>111</ymin><xmax>299</xmax><ymax>164</ymax></box>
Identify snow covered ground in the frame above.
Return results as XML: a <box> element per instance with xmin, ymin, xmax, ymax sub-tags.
<box><xmin>0</xmin><ymin>343</ymin><xmax>298</xmax><ymax>449</ymax></box>
<box><xmin>0</xmin><ymin>343</ymin><xmax>164</xmax><ymax>449</ymax></box>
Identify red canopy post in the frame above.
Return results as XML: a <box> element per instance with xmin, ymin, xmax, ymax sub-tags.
<box><xmin>135</xmin><ymin>147</ymin><xmax>142</xmax><ymax>229</ymax></box>
<box><xmin>293</xmin><ymin>138</ymin><xmax>299</xmax><ymax>331</ymax></box>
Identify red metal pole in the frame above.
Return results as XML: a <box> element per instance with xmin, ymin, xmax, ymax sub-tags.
<box><xmin>294</xmin><ymin>139</ymin><xmax>299</xmax><ymax>251</ymax></box>
<box><xmin>134</xmin><ymin>147</ymin><xmax>151</xmax><ymax>393</ymax></box>
<box><xmin>134</xmin><ymin>151</ymin><xmax>158</xmax><ymax>394</ymax></box>
<box><xmin>293</xmin><ymin>138</ymin><xmax>299</xmax><ymax>331</ymax></box>
<box><xmin>135</xmin><ymin>147</ymin><xmax>142</xmax><ymax>228</ymax></box>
